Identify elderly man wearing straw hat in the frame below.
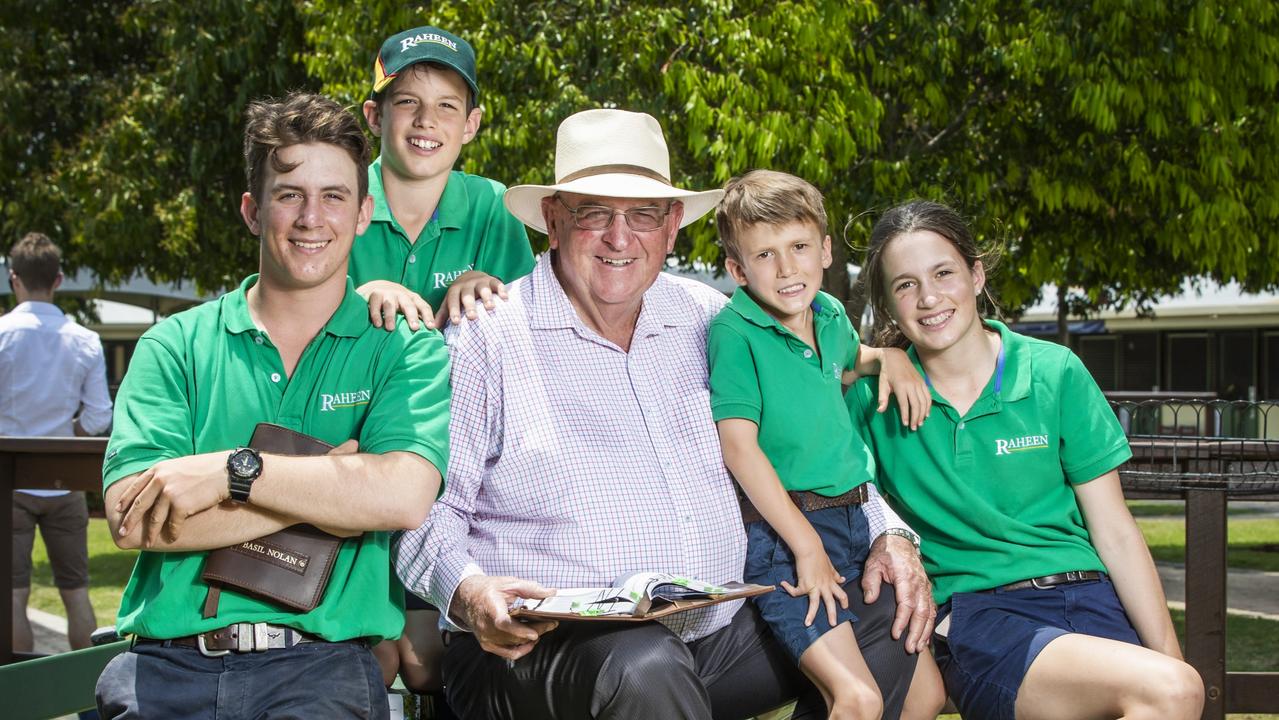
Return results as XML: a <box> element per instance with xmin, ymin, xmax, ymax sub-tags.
<box><xmin>396</xmin><ymin>109</ymin><xmax>933</xmax><ymax>718</ymax></box>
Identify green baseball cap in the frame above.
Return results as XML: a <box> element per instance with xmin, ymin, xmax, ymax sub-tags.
<box><xmin>372</xmin><ymin>26</ymin><xmax>478</xmax><ymax>100</ymax></box>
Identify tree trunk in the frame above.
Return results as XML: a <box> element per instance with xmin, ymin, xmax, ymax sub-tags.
<box><xmin>825</xmin><ymin>237</ymin><xmax>852</xmax><ymax>312</ymax></box>
<box><xmin>1056</xmin><ymin>283</ymin><xmax>1070</xmax><ymax>346</ymax></box>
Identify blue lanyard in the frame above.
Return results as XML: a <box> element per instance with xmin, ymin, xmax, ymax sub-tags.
<box><xmin>923</xmin><ymin>342</ymin><xmax>1006</xmax><ymax>394</ymax></box>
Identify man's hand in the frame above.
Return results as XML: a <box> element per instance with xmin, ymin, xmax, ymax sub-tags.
<box><xmin>115</xmin><ymin>450</ymin><xmax>231</xmax><ymax>547</ymax></box>
<box><xmin>874</xmin><ymin>347</ymin><xmax>931</xmax><ymax>430</ymax></box>
<box><xmin>437</xmin><ymin>271</ymin><xmax>507</xmax><ymax>327</ymax></box>
<box><xmin>451</xmin><ymin>575</ymin><xmax>558</xmax><ymax>661</ymax></box>
<box><xmin>862</xmin><ymin>533</ymin><xmax>936</xmax><ymax>653</ymax></box>
<box><xmin>357</xmin><ymin>280</ymin><xmax>435</xmax><ymax>332</ymax></box>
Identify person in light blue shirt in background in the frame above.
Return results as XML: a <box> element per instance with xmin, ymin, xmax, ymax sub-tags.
<box><xmin>3</xmin><ymin>232</ymin><xmax>113</xmax><ymax>652</ymax></box>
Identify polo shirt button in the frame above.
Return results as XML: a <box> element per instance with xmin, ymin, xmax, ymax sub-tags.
<box><xmin>408</xmin><ymin>255</ymin><xmax>416</xmax><ymax>264</ymax></box>
<box><xmin>803</xmin><ymin>349</ymin><xmax>813</xmax><ymax>359</ymax></box>
<box><xmin>958</xmin><ymin>422</ymin><xmax>965</xmax><ymax>429</ymax></box>
<box><xmin>270</xmin><ymin>372</ymin><xmax>281</xmax><ymax>383</ymax></box>
<box><xmin>254</xmin><ymin>335</ymin><xmax>264</xmax><ymax>345</ymax></box>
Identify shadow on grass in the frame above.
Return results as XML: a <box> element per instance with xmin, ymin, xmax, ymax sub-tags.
<box><xmin>30</xmin><ymin>550</ymin><xmax>138</xmax><ymax>587</ymax></box>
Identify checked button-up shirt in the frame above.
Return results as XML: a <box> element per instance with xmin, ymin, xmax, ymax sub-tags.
<box><xmin>396</xmin><ymin>255</ymin><xmax>908</xmax><ymax>642</ymax></box>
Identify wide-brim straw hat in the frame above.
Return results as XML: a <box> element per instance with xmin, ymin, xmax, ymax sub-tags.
<box><xmin>504</xmin><ymin>109</ymin><xmax>724</xmax><ymax>234</ymax></box>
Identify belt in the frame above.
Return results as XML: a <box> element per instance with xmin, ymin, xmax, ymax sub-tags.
<box><xmin>739</xmin><ymin>483</ymin><xmax>868</xmax><ymax>525</ymax></box>
<box><xmin>987</xmin><ymin>570</ymin><xmax>1105</xmax><ymax>593</ymax></box>
<box><xmin>136</xmin><ymin>622</ymin><xmax>326</xmax><ymax>657</ymax></box>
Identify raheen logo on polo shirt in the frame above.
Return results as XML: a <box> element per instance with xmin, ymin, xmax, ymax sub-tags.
<box><xmin>434</xmin><ymin>264</ymin><xmax>475</xmax><ymax>290</ymax></box>
<box><xmin>320</xmin><ymin>389</ymin><xmax>372</xmax><ymax>412</ymax></box>
<box><xmin>994</xmin><ymin>433</ymin><xmax>1050</xmax><ymax>456</ymax></box>
<box><xmin>401</xmin><ymin>32</ymin><xmax>457</xmax><ymax>53</ymax></box>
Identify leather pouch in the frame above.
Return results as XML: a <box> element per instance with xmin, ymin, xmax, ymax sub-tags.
<box><xmin>200</xmin><ymin>423</ymin><xmax>347</xmax><ymax>617</ymax></box>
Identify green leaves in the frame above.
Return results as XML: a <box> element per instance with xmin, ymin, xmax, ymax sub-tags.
<box><xmin>2</xmin><ymin>0</ymin><xmax>1276</xmax><ymax>323</ymax></box>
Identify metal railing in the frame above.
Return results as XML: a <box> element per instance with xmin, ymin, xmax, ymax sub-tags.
<box><xmin>1109</xmin><ymin>398</ymin><xmax>1279</xmax><ymax>719</ymax></box>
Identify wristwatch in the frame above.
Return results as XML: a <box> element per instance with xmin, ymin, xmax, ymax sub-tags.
<box><xmin>880</xmin><ymin>527</ymin><xmax>921</xmax><ymax>551</ymax></box>
<box><xmin>226</xmin><ymin>447</ymin><xmax>263</xmax><ymax>503</ymax></box>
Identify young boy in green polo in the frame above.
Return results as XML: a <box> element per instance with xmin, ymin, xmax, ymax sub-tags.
<box><xmin>708</xmin><ymin>170</ymin><xmax>930</xmax><ymax>719</ymax></box>
<box><xmin>355</xmin><ymin>26</ymin><xmax>535</xmax><ymax>331</ymax></box>
<box><xmin>353</xmin><ymin>26</ymin><xmax>534</xmax><ymax>703</ymax></box>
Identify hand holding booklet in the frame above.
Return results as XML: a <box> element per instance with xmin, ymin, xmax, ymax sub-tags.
<box><xmin>509</xmin><ymin>571</ymin><xmax>773</xmax><ymax>621</ymax></box>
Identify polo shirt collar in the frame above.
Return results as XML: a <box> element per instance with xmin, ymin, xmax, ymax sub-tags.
<box><xmin>527</xmin><ymin>254</ymin><xmax>694</xmax><ymax>334</ymax></box>
<box><xmin>724</xmin><ymin>287</ymin><xmax>837</xmax><ymax>335</ymax></box>
<box><xmin>989</xmin><ymin>319</ymin><xmax>1032</xmax><ymax>401</ymax></box>
<box><xmin>220</xmin><ymin>274</ymin><xmax>369</xmax><ymax>339</ymax></box>
<box><xmin>368</xmin><ymin>157</ymin><xmax>464</xmax><ymax>231</ymax></box>
<box><xmin>906</xmin><ymin>318</ymin><xmax>1033</xmax><ymax>412</ymax></box>
<box><xmin>368</xmin><ymin>157</ymin><xmax>395</xmax><ymax>225</ymax></box>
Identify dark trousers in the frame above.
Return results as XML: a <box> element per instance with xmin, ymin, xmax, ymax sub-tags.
<box><xmin>95</xmin><ymin>640</ymin><xmax>387</xmax><ymax>719</ymax></box>
<box><xmin>444</xmin><ymin>593</ymin><xmax>915</xmax><ymax>720</ymax></box>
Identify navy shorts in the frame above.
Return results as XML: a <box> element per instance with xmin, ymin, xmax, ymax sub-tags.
<box><xmin>934</xmin><ymin>576</ymin><xmax>1141</xmax><ymax>720</ymax></box>
<box><xmin>744</xmin><ymin>502</ymin><xmax>872</xmax><ymax>663</ymax></box>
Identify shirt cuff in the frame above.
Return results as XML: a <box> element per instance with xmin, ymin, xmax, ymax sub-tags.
<box><xmin>863</xmin><ymin>481</ymin><xmax>915</xmax><ymax>540</ymax></box>
<box><xmin>434</xmin><ymin>561</ymin><xmax>485</xmax><ymax>633</ymax></box>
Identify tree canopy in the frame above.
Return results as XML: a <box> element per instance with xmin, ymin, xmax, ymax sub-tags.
<box><xmin>3</xmin><ymin>0</ymin><xmax>1277</xmax><ymax>328</ymax></box>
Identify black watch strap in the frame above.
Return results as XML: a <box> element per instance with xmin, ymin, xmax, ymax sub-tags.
<box><xmin>227</xmin><ymin>447</ymin><xmax>263</xmax><ymax>503</ymax></box>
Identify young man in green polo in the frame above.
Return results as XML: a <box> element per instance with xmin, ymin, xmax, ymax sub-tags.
<box><xmin>354</xmin><ymin>25</ymin><xmax>535</xmax><ymax>331</ymax></box>
<box><xmin>95</xmin><ymin>92</ymin><xmax>450</xmax><ymax>718</ymax></box>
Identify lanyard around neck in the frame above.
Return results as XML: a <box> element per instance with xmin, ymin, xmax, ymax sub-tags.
<box><xmin>923</xmin><ymin>341</ymin><xmax>1006</xmax><ymax>394</ymax></box>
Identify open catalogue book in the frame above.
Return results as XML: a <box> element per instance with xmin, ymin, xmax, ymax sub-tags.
<box><xmin>509</xmin><ymin>571</ymin><xmax>773</xmax><ymax>621</ymax></box>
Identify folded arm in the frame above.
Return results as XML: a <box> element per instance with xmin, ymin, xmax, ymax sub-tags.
<box><xmin>107</xmin><ymin>448</ymin><xmax>438</xmax><ymax>551</ymax></box>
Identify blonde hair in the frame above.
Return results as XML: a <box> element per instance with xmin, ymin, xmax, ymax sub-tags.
<box><xmin>716</xmin><ymin>170</ymin><xmax>828</xmax><ymax>263</ymax></box>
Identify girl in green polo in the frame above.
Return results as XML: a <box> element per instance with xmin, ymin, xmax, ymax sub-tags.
<box><xmin>847</xmin><ymin>200</ymin><xmax>1203</xmax><ymax>720</ymax></box>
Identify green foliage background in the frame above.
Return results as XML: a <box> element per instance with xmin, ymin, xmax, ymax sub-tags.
<box><xmin>3</xmin><ymin>0</ymin><xmax>1277</xmax><ymax>323</ymax></box>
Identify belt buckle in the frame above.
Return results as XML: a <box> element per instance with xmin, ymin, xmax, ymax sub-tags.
<box><xmin>197</xmin><ymin>632</ymin><xmax>231</xmax><ymax>657</ymax></box>
<box><xmin>253</xmin><ymin>623</ymin><xmax>274</xmax><ymax>652</ymax></box>
<box><xmin>1029</xmin><ymin>576</ymin><xmax>1052</xmax><ymax>590</ymax></box>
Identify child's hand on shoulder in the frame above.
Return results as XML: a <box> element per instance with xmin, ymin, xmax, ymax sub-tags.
<box><xmin>783</xmin><ymin>548</ymin><xmax>849</xmax><ymax>628</ymax></box>
<box><xmin>357</xmin><ymin>280</ymin><xmax>435</xmax><ymax>332</ymax></box>
<box><xmin>440</xmin><ymin>271</ymin><xmax>509</xmax><ymax>327</ymax></box>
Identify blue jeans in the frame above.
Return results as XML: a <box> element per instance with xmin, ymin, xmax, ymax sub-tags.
<box><xmin>96</xmin><ymin>640</ymin><xmax>387</xmax><ymax>719</ymax></box>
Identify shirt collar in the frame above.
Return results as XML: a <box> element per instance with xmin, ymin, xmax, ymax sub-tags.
<box><xmin>724</xmin><ymin>287</ymin><xmax>837</xmax><ymax>335</ymax></box>
<box><xmin>988</xmin><ymin>319</ymin><xmax>1032</xmax><ymax>401</ymax></box>
<box><xmin>11</xmin><ymin>301</ymin><xmax>63</xmax><ymax>317</ymax></box>
<box><xmin>906</xmin><ymin>317</ymin><xmax>1032</xmax><ymax>407</ymax></box>
<box><xmin>221</xmin><ymin>274</ymin><xmax>369</xmax><ymax>338</ymax></box>
<box><xmin>527</xmin><ymin>254</ymin><xmax>695</xmax><ymax>335</ymax></box>
<box><xmin>368</xmin><ymin>157</ymin><xmax>463</xmax><ymax>230</ymax></box>
<box><xmin>368</xmin><ymin>157</ymin><xmax>394</xmax><ymax>225</ymax></box>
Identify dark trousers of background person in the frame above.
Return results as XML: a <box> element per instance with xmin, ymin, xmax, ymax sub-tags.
<box><xmin>443</xmin><ymin>588</ymin><xmax>915</xmax><ymax>719</ymax></box>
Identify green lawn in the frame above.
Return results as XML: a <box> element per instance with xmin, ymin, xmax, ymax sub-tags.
<box><xmin>1126</xmin><ymin>500</ymin><xmax>1270</xmax><ymax>518</ymax></box>
<box><xmin>28</xmin><ymin>518</ymin><xmax>135</xmax><ymax>628</ymax></box>
<box><xmin>1136</xmin><ymin>516</ymin><xmax>1279</xmax><ymax>572</ymax></box>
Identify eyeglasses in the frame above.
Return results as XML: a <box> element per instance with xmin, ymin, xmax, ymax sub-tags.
<box><xmin>556</xmin><ymin>195</ymin><xmax>671</xmax><ymax>232</ymax></box>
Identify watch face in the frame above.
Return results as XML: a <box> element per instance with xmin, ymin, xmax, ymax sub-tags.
<box><xmin>230</xmin><ymin>449</ymin><xmax>261</xmax><ymax>477</ymax></box>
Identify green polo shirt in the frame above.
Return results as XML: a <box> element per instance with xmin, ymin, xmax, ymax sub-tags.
<box><xmin>709</xmin><ymin>289</ymin><xmax>875</xmax><ymax>496</ymax></box>
<box><xmin>349</xmin><ymin>157</ymin><xmax>535</xmax><ymax>309</ymax></box>
<box><xmin>102</xmin><ymin>275</ymin><xmax>451</xmax><ymax>642</ymax></box>
<box><xmin>846</xmin><ymin>320</ymin><xmax>1131</xmax><ymax>604</ymax></box>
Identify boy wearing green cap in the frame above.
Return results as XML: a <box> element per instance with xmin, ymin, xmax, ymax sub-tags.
<box><xmin>354</xmin><ymin>25</ymin><xmax>535</xmax><ymax>331</ymax></box>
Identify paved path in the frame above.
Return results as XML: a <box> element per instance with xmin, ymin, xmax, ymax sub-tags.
<box><xmin>1157</xmin><ymin>562</ymin><xmax>1279</xmax><ymax>620</ymax></box>
<box><xmin>29</xmin><ymin>606</ymin><xmax>72</xmax><ymax>655</ymax></box>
